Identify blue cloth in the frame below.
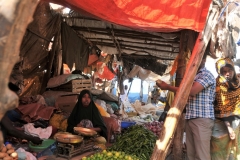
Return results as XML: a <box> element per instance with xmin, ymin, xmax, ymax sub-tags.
<box><xmin>185</xmin><ymin>67</ymin><xmax>216</xmax><ymax>120</ymax></box>
<box><xmin>7</xmin><ymin>110</ymin><xmax>21</xmax><ymax>122</ymax></box>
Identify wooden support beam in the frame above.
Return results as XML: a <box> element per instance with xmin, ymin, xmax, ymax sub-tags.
<box><xmin>150</xmin><ymin>4</ymin><xmax>220</xmax><ymax>160</ymax></box>
<box><xmin>71</xmin><ymin>26</ymin><xmax>180</xmax><ymax>39</ymax></box>
<box><xmin>92</xmin><ymin>41</ymin><xmax>179</xmax><ymax>53</ymax></box>
<box><xmin>87</xmin><ymin>37</ymin><xmax>180</xmax><ymax>47</ymax></box>
<box><xmin>173</xmin><ymin>30</ymin><xmax>197</xmax><ymax>160</ymax></box>
<box><xmin>72</xmin><ymin>26</ymin><xmax>180</xmax><ymax>42</ymax></box>
<box><xmin>95</xmin><ymin>45</ymin><xmax>178</xmax><ymax>60</ymax></box>
<box><xmin>108</xmin><ymin>25</ymin><xmax>122</xmax><ymax>57</ymax></box>
<box><xmin>0</xmin><ymin>0</ymin><xmax>39</xmax><ymax>145</ymax></box>
<box><xmin>121</xmin><ymin>54</ymin><xmax>175</xmax><ymax>60</ymax></box>
<box><xmin>84</xmin><ymin>31</ymin><xmax>180</xmax><ymax>44</ymax></box>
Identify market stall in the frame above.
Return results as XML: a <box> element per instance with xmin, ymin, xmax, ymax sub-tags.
<box><xmin>1</xmin><ymin>0</ymin><xmax>232</xmax><ymax>159</ymax></box>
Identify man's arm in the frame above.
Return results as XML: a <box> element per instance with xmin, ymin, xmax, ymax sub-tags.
<box><xmin>1</xmin><ymin>114</ymin><xmax>42</xmax><ymax>144</ymax></box>
<box><xmin>189</xmin><ymin>82</ymin><xmax>204</xmax><ymax>96</ymax></box>
<box><xmin>156</xmin><ymin>80</ymin><xmax>204</xmax><ymax>96</ymax></box>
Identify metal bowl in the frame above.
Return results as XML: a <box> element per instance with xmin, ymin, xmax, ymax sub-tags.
<box><xmin>55</xmin><ymin>134</ymin><xmax>83</xmax><ymax>144</ymax></box>
<box><xmin>74</xmin><ymin>127</ymin><xmax>97</xmax><ymax>136</ymax></box>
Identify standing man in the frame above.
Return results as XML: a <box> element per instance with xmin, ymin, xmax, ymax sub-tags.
<box><xmin>156</xmin><ymin>48</ymin><xmax>216</xmax><ymax>160</ymax></box>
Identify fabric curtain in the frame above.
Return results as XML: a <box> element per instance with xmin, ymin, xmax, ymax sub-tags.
<box><xmin>61</xmin><ymin>22</ymin><xmax>89</xmax><ymax>70</ymax></box>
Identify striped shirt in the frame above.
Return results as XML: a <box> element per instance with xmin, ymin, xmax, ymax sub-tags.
<box><xmin>185</xmin><ymin>67</ymin><xmax>216</xmax><ymax>120</ymax></box>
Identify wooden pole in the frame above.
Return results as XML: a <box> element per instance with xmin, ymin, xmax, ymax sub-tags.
<box><xmin>140</xmin><ymin>79</ymin><xmax>143</xmax><ymax>102</ymax></box>
<box><xmin>127</xmin><ymin>80</ymin><xmax>133</xmax><ymax>97</ymax></box>
<box><xmin>173</xmin><ymin>30</ymin><xmax>197</xmax><ymax>160</ymax></box>
<box><xmin>0</xmin><ymin>0</ymin><xmax>39</xmax><ymax>145</ymax></box>
<box><xmin>150</xmin><ymin>4</ymin><xmax>220</xmax><ymax>160</ymax></box>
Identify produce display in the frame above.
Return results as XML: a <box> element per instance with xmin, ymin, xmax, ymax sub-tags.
<box><xmin>143</xmin><ymin>121</ymin><xmax>163</xmax><ymax>136</ymax></box>
<box><xmin>108</xmin><ymin>125</ymin><xmax>157</xmax><ymax>160</ymax></box>
<box><xmin>0</xmin><ymin>144</ymin><xmax>18</xmax><ymax>160</ymax></box>
<box><xmin>82</xmin><ymin>150</ymin><xmax>139</xmax><ymax>160</ymax></box>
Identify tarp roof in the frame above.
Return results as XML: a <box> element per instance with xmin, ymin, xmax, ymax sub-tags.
<box><xmin>44</xmin><ymin>0</ymin><xmax>211</xmax><ymax>32</ymax></box>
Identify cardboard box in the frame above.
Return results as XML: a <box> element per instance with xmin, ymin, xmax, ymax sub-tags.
<box><xmin>55</xmin><ymin>94</ymin><xmax>79</xmax><ymax>113</ymax></box>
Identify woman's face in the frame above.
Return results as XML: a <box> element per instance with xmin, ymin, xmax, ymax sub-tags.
<box><xmin>81</xmin><ymin>93</ymin><xmax>91</xmax><ymax>107</ymax></box>
<box><xmin>221</xmin><ymin>66</ymin><xmax>234</xmax><ymax>81</ymax></box>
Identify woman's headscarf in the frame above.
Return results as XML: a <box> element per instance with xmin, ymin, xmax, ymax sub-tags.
<box><xmin>215</xmin><ymin>58</ymin><xmax>240</xmax><ymax>89</ymax></box>
<box><xmin>66</xmin><ymin>89</ymin><xmax>107</xmax><ymax>139</ymax></box>
<box><xmin>215</xmin><ymin>58</ymin><xmax>240</xmax><ymax>118</ymax></box>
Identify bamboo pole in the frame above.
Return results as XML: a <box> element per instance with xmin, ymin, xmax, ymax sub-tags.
<box><xmin>150</xmin><ymin>4</ymin><xmax>220</xmax><ymax>160</ymax></box>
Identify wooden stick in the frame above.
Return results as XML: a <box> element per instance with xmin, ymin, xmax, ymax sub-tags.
<box><xmin>150</xmin><ymin>4</ymin><xmax>220</xmax><ymax>160</ymax></box>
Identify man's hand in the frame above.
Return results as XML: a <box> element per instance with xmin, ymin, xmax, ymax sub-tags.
<box><xmin>156</xmin><ymin>80</ymin><xmax>169</xmax><ymax>90</ymax></box>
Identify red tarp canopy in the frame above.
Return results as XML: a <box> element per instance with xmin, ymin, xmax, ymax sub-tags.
<box><xmin>44</xmin><ymin>0</ymin><xmax>211</xmax><ymax>32</ymax></box>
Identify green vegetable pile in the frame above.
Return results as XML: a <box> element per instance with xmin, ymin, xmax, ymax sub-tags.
<box><xmin>108</xmin><ymin>125</ymin><xmax>157</xmax><ymax>160</ymax></box>
<box><xmin>82</xmin><ymin>150</ymin><xmax>139</xmax><ymax>160</ymax></box>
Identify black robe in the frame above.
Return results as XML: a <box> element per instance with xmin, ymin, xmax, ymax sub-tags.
<box><xmin>66</xmin><ymin>89</ymin><xmax>107</xmax><ymax>139</ymax></box>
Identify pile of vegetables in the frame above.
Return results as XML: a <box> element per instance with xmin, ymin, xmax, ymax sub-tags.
<box><xmin>143</xmin><ymin>121</ymin><xmax>163</xmax><ymax>136</ymax></box>
<box><xmin>108</xmin><ymin>125</ymin><xmax>157</xmax><ymax>160</ymax></box>
<box><xmin>0</xmin><ymin>144</ymin><xmax>18</xmax><ymax>160</ymax></box>
<box><xmin>82</xmin><ymin>150</ymin><xmax>139</xmax><ymax>160</ymax></box>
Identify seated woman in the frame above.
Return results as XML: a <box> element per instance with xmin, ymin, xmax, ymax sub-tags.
<box><xmin>211</xmin><ymin>58</ymin><xmax>240</xmax><ymax>159</ymax></box>
<box><xmin>66</xmin><ymin>89</ymin><xmax>107</xmax><ymax>139</ymax></box>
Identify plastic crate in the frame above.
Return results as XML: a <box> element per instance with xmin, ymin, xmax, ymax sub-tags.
<box><xmin>121</xmin><ymin>121</ymin><xmax>136</xmax><ymax>128</ymax></box>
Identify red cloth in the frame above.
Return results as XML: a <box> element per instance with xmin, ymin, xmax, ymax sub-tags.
<box><xmin>98</xmin><ymin>66</ymin><xmax>115</xmax><ymax>80</ymax></box>
<box><xmin>88</xmin><ymin>54</ymin><xmax>98</xmax><ymax>66</ymax></box>
<box><xmin>17</xmin><ymin>103</ymin><xmax>55</xmax><ymax>122</ymax></box>
<box><xmin>43</xmin><ymin>0</ymin><xmax>211</xmax><ymax>32</ymax></box>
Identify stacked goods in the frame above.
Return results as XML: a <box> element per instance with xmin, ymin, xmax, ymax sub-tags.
<box><xmin>143</xmin><ymin>121</ymin><xmax>163</xmax><ymax>136</ymax></box>
<box><xmin>108</xmin><ymin>125</ymin><xmax>157</xmax><ymax>160</ymax></box>
<box><xmin>95</xmin><ymin>103</ymin><xmax>110</xmax><ymax>117</ymax></box>
<box><xmin>82</xmin><ymin>150</ymin><xmax>139</xmax><ymax>160</ymax></box>
<box><xmin>0</xmin><ymin>144</ymin><xmax>18</xmax><ymax>160</ymax></box>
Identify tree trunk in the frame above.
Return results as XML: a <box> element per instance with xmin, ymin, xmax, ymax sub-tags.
<box><xmin>150</xmin><ymin>4</ymin><xmax>220</xmax><ymax>160</ymax></box>
<box><xmin>0</xmin><ymin>0</ymin><xmax>39</xmax><ymax>145</ymax></box>
<box><xmin>173</xmin><ymin>30</ymin><xmax>197</xmax><ymax>160</ymax></box>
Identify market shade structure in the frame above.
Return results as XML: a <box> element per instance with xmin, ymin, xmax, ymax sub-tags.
<box><xmin>44</xmin><ymin>0</ymin><xmax>211</xmax><ymax>32</ymax></box>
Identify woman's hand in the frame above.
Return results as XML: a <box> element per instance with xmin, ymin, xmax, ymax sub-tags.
<box><xmin>30</xmin><ymin>137</ymin><xmax>43</xmax><ymax>145</ymax></box>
